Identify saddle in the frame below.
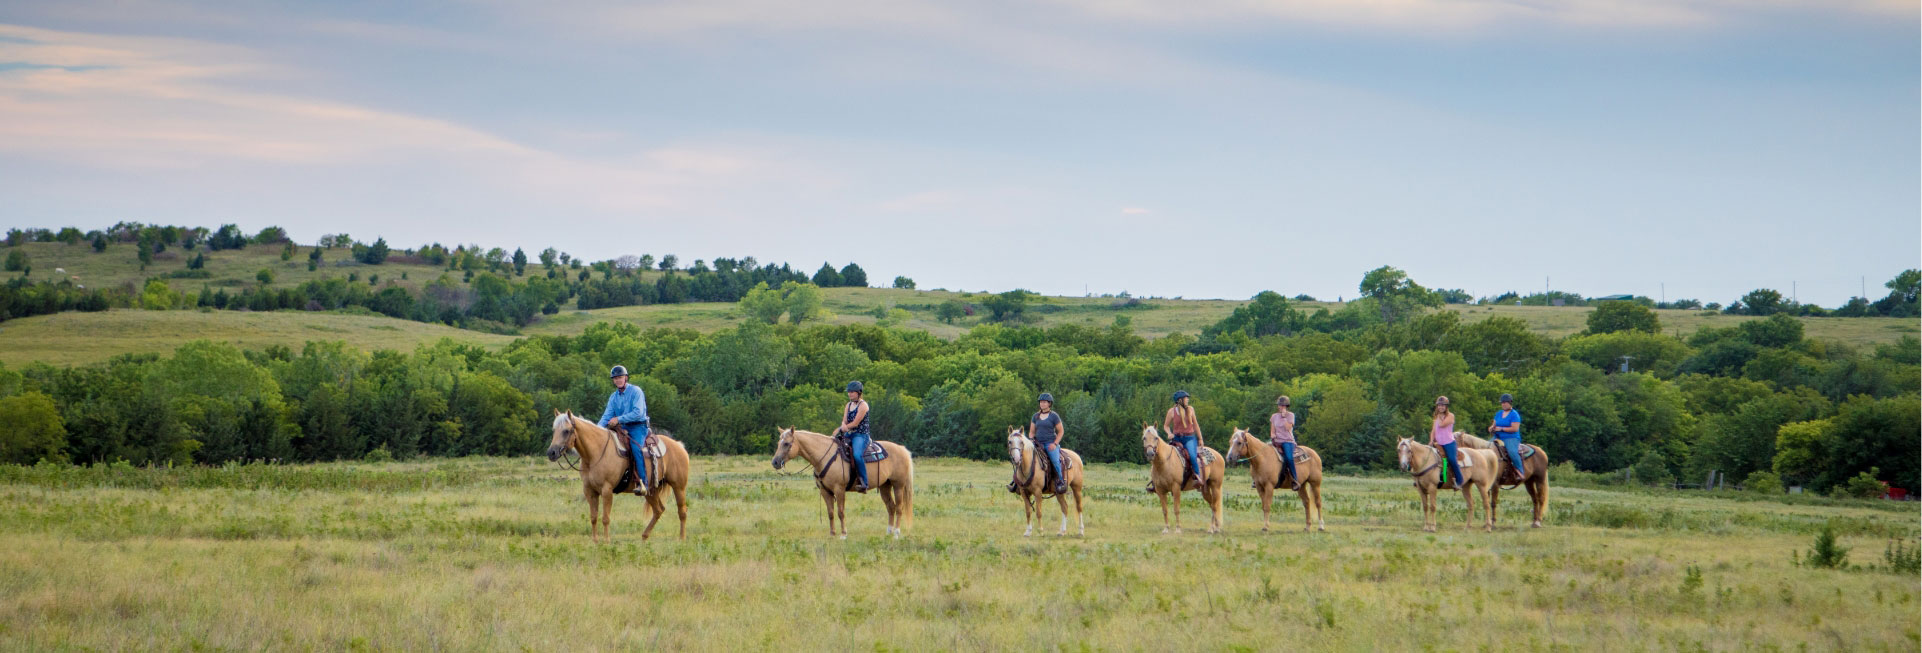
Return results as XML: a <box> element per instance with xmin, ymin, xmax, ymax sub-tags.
<box><xmin>1179</xmin><ymin>448</ymin><xmax>1217</xmax><ymax>488</ymax></box>
<box><xmin>1271</xmin><ymin>446</ymin><xmax>1312</xmax><ymax>488</ymax></box>
<box><xmin>820</xmin><ymin>435</ymin><xmax>887</xmax><ymax>492</ymax></box>
<box><xmin>610</xmin><ymin>425</ymin><xmax>667</xmax><ymax>493</ymax></box>
<box><xmin>1035</xmin><ymin>445</ymin><xmax>1074</xmax><ymax>487</ymax></box>
<box><xmin>1495</xmin><ymin>441</ymin><xmax>1534</xmax><ymax>483</ymax></box>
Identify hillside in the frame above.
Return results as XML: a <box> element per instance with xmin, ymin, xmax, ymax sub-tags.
<box><xmin>0</xmin><ymin>309</ymin><xmax>516</xmax><ymax>367</ymax></box>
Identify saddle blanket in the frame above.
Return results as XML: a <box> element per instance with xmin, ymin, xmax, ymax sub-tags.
<box><xmin>852</xmin><ymin>439</ymin><xmax>887</xmax><ymax>463</ymax></box>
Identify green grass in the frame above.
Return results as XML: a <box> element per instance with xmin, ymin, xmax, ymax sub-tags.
<box><xmin>0</xmin><ymin>309</ymin><xmax>515</xmax><ymax>367</ymax></box>
<box><xmin>0</xmin><ymin>455</ymin><xmax>1913</xmax><ymax>650</ymax></box>
<box><xmin>7</xmin><ymin>239</ymin><xmax>581</xmax><ymax>297</ymax></box>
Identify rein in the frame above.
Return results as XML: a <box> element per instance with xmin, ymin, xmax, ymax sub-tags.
<box><xmin>1402</xmin><ymin>444</ymin><xmax>1441</xmax><ymax>479</ymax></box>
<box><xmin>554</xmin><ymin>418</ymin><xmax>615</xmax><ymax>474</ymax></box>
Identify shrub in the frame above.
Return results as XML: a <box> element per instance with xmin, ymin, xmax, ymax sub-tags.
<box><xmin>5</xmin><ymin>250</ymin><xmax>29</xmax><ymax>272</ymax></box>
<box><xmin>1883</xmin><ymin>539</ymin><xmax>1920</xmax><ymax>575</ymax></box>
<box><xmin>1802</xmin><ymin>523</ymin><xmax>1850</xmax><ymax>569</ymax></box>
<box><xmin>1841</xmin><ymin>467</ymin><xmax>1886</xmax><ymax>499</ymax></box>
<box><xmin>1631</xmin><ymin>450</ymin><xmax>1673</xmax><ymax>487</ymax></box>
<box><xmin>1743</xmin><ymin>470</ymin><xmax>1782</xmax><ymax>494</ymax></box>
<box><xmin>361</xmin><ymin>446</ymin><xmax>395</xmax><ymax>463</ymax></box>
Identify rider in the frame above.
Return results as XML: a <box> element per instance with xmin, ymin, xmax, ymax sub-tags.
<box><xmin>1162</xmin><ymin>390</ymin><xmax>1205</xmax><ymax>489</ymax></box>
<box><xmin>1431</xmin><ymin>396</ymin><xmax>1462</xmax><ymax>490</ymax></box>
<box><xmin>830</xmin><ymin>381</ymin><xmax>872</xmax><ymax>492</ymax></box>
<box><xmin>1270</xmin><ymin>395</ymin><xmax>1299</xmax><ymax>490</ymax></box>
<box><xmin>598</xmin><ymin>365</ymin><xmax>650</xmax><ymax>494</ymax></box>
<box><xmin>1029</xmin><ymin>393</ymin><xmax>1067</xmax><ymax>494</ymax></box>
<box><xmin>1488</xmin><ymin>393</ymin><xmax>1525</xmax><ymax>481</ymax></box>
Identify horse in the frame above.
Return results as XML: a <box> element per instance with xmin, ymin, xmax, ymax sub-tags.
<box><xmin>771</xmin><ymin>427</ymin><xmax>915</xmax><ymax>539</ymax></box>
<box><xmin>1141</xmin><ymin>425</ymin><xmax>1225</xmax><ymax>534</ymax></box>
<box><xmin>1456</xmin><ymin>433</ymin><xmax>1550</xmax><ymax>528</ymax></box>
<box><xmin>544</xmin><ymin>411</ymin><xmax>690</xmax><ymax>542</ymax></box>
<box><xmin>1005</xmin><ymin>427</ymin><xmax>1085</xmax><ymax>537</ymax></box>
<box><xmin>1397</xmin><ymin>437</ymin><xmax>1499</xmax><ymax>532</ymax></box>
<box><xmin>1223</xmin><ymin>429</ymin><xmax>1324</xmax><ymax>533</ymax></box>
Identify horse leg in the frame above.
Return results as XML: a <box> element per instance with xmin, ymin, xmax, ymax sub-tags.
<box><xmin>600</xmin><ymin>489</ymin><xmax>615</xmax><ymax>542</ymax></box>
<box><xmin>673</xmin><ymin>481</ymin><xmax>688</xmax><ymax>540</ymax></box>
<box><xmin>1531</xmin><ymin>474</ymin><xmax>1547</xmax><ymax>528</ymax></box>
<box><xmin>1172</xmin><ymin>490</ymin><xmax>1184</xmax><ymax>534</ymax></box>
<box><xmin>1298</xmin><ymin>487</ymin><xmax>1312</xmax><ymax>533</ymax></box>
<box><xmin>1312</xmin><ymin>480</ymin><xmax>1326</xmax><ymax>531</ymax></box>
<box><xmin>584</xmin><ymin>487</ymin><xmax>600</xmax><ymax>542</ymax></box>
<box><xmin>1072</xmin><ymin>480</ymin><xmax>1086</xmax><ymax>536</ymax></box>
<box><xmin>1158</xmin><ymin>492</ymin><xmax>1171</xmax><ymax>534</ymax></box>
<box><xmin>1489</xmin><ymin>485</ymin><xmax>1502</xmax><ymax>529</ymax></box>
<box><xmin>1211</xmin><ymin>484</ymin><xmax>1224</xmax><ymax>534</ymax></box>
<box><xmin>879</xmin><ymin>484</ymin><xmax>899</xmax><ymax>539</ymax></box>
<box><xmin>1422</xmin><ymin>489</ymin><xmax>1435</xmax><ymax>532</ymax></box>
<box><xmin>820</xmin><ymin>489</ymin><xmax>836</xmax><ymax>538</ymax></box>
<box><xmin>835</xmin><ymin>491</ymin><xmax>848</xmax><ymax>540</ymax></box>
<box><xmin>1054</xmin><ymin>492</ymin><xmax>1069</xmax><ymax>536</ymax></box>
<box><xmin>641</xmin><ymin>490</ymin><xmax>665</xmax><ymax>541</ymax></box>
<box><xmin>1259</xmin><ymin>486</ymin><xmax>1273</xmax><ymax>532</ymax></box>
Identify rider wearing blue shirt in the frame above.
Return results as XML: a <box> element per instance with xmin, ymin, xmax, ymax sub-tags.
<box><xmin>1488</xmin><ymin>393</ymin><xmax>1525</xmax><ymax>478</ymax></box>
<box><xmin>599</xmin><ymin>365</ymin><xmax>650</xmax><ymax>494</ymax></box>
<box><xmin>1029</xmin><ymin>393</ymin><xmax>1067</xmax><ymax>494</ymax></box>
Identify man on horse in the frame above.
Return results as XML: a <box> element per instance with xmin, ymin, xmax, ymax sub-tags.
<box><xmin>1487</xmin><ymin>393</ymin><xmax>1526</xmax><ymax>483</ymax></box>
<box><xmin>1162</xmin><ymin>390</ymin><xmax>1206</xmax><ymax>489</ymax></box>
<box><xmin>1270</xmin><ymin>395</ymin><xmax>1300</xmax><ymax>491</ymax></box>
<box><xmin>829</xmin><ymin>381</ymin><xmax>872</xmax><ymax>493</ymax></box>
<box><xmin>599</xmin><ymin>365</ymin><xmax>650</xmax><ymax>494</ymax></box>
<box><xmin>1028</xmin><ymin>393</ymin><xmax>1068</xmax><ymax>495</ymax></box>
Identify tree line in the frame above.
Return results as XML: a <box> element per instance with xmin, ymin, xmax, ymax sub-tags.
<box><xmin>1</xmin><ymin>266</ymin><xmax>1914</xmax><ymax>497</ymax></box>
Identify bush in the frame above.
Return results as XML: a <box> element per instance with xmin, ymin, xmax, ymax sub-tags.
<box><xmin>1743</xmin><ymin>470</ymin><xmax>1782</xmax><ymax>494</ymax></box>
<box><xmin>1802</xmin><ymin>523</ymin><xmax>1850</xmax><ymax>569</ymax></box>
<box><xmin>1883</xmin><ymin>539</ymin><xmax>1920</xmax><ymax>575</ymax></box>
<box><xmin>1841</xmin><ymin>467</ymin><xmax>1886</xmax><ymax>499</ymax></box>
<box><xmin>361</xmin><ymin>446</ymin><xmax>395</xmax><ymax>463</ymax></box>
<box><xmin>0</xmin><ymin>392</ymin><xmax>68</xmax><ymax>464</ymax></box>
<box><xmin>5</xmin><ymin>250</ymin><xmax>29</xmax><ymax>272</ymax></box>
<box><xmin>1631</xmin><ymin>450</ymin><xmax>1673</xmax><ymax>487</ymax></box>
<box><xmin>256</xmin><ymin>269</ymin><xmax>275</xmax><ymax>285</ymax></box>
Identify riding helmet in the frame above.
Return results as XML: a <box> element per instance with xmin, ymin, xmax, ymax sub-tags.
<box><xmin>1499</xmin><ymin>393</ymin><xmax>1514</xmax><ymax>404</ymax></box>
<box><xmin>609</xmin><ymin>365</ymin><xmax>629</xmax><ymax>379</ymax></box>
<box><xmin>1172</xmin><ymin>390</ymin><xmax>1190</xmax><ymax>403</ymax></box>
<box><xmin>845</xmin><ymin>381</ymin><xmax>864</xmax><ymax>394</ymax></box>
<box><xmin>1037</xmin><ymin>393</ymin><xmax>1054</xmax><ymax>403</ymax></box>
<box><xmin>1434</xmin><ymin>395</ymin><xmax>1450</xmax><ymax>406</ymax></box>
<box><xmin>1276</xmin><ymin>395</ymin><xmax>1291</xmax><ymax>407</ymax></box>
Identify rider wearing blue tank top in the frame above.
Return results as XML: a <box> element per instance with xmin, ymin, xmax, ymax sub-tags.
<box><xmin>831</xmin><ymin>381</ymin><xmax>872</xmax><ymax>492</ymax></box>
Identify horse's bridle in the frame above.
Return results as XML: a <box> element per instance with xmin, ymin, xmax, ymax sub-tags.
<box><xmin>1401</xmin><ymin>442</ymin><xmax>1441</xmax><ymax>479</ymax></box>
<box><xmin>552</xmin><ymin>417</ymin><xmax>614</xmax><ymax>474</ymax></box>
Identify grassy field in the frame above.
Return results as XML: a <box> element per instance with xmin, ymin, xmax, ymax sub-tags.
<box><xmin>0</xmin><ymin>309</ymin><xmax>516</xmax><ymax>367</ymax></box>
<box><xmin>0</xmin><ymin>456</ymin><xmax>1914</xmax><ymax>650</ymax></box>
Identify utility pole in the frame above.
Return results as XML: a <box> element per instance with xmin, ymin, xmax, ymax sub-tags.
<box><xmin>1661</xmin><ymin>282</ymin><xmax>1665</xmax><ymax>305</ymax></box>
<box><xmin>1792</xmin><ymin>281</ymin><xmax>1797</xmax><ymax>305</ymax></box>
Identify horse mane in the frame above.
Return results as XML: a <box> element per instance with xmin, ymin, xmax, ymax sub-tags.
<box><xmin>556</xmin><ymin>412</ymin><xmax>626</xmax><ymax>454</ymax></box>
<box><xmin>1455</xmin><ymin>433</ymin><xmax>1493</xmax><ymax>449</ymax></box>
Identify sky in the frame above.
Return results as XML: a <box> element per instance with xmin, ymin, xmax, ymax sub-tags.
<box><xmin>0</xmin><ymin>0</ymin><xmax>1916</xmax><ymax>306</ymax></box>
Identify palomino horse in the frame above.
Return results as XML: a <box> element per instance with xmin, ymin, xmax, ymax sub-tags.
<box><xmin>544</xmin><ymin>411</ymin><xmax>690</xmax><ymax>542</ymax></box>
<box><xmin>1141</xmin><ymin>425</ymin><xmax>1225</xmax><ymax>534</ymax></box>
<box><xmin>1456</xmin><ymin>433</ymin><xmax>1550</xmax><ymax>528</ymax></box>
<box><xmin>771</xmin><ymin>428</ymin><xmax>915</xmax><ymax>539</ymax></box>
<box><xmin>1006</xmin><ymin>428</ymin><xmax>1085</xmax><ymax>537</ymax></box>
<box><xmin>1224</xmin><ymin>429</ymin><xmax>1324</xmax><ymax>533</ymax></box>
<box><xmin>1397</xmin><ymin>437</ymin><xmax>1499</xmax><ymax>532</ymax></box>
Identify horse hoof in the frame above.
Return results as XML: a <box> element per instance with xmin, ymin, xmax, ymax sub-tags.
<box><xmin>1532</xmin><ymin>521</ymin><xmax>1543</xmax><ymax>528</ymax></box>
<box><xmin>1160</xmin><ymin>528</ymin><xmax>1170</xmax><ymax>534</ymax></box>
<box><xmin>839</xmin><ymin>534</ymin><xmax>847</xmax><ymax>540</ymax></box>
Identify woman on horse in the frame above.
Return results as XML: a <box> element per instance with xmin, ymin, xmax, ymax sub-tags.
<box><xmin>1431</xmin><ymin>395</ymin><xmax>1462</xmax><ymax>490</ymax></box>
<box><xmin>830</xmin><ymin>381</ymin><xmax>872</xmax><ymax>492</ymax></box>
<box><xmin>1271</xmin><ymin>395</ymin><xmax>1299</xmax><ymax>490</ymax></box>
<box><xmin>1162</xmin><ymin>390</ymin><xmax>1205</xmax><ymax>488</ymax></box>
<box><xmin>1030</xmin><ymin>393</ymin><xmax>1067</xmax><ymax>494</ymax></box>
<box><xmin>1487</xmin><ymin>393</ymin><xmax>1525</xmax><ymax>480</ymax></box>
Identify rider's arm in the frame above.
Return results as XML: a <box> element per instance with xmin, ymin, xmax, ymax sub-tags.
<box><xmin>1056</xmin><ymin>416</ymin><xmax>1065</xmax><ymax>448</ymax></box>
<box><xmin>599</xmin><ymin>392</ymin><xmax>621</xmax><ymax>427</ymax></box>
<box><xmin>1502</xmin><ymin>412</ymin><xmax>1522</xmax><ymax>434</ymax></box>
<box><xmin>615</xmin><ymin>388</ymin><xmax>647</xmax><ymax>425</ymax></box>
<box><xmin>1193</xmin><ymin>408</ymin><xmax>1203</xmax><ymax>448</ymax></box>
<box><xmin>1160</xmin><ymin>408</ymin><xmax>1174</xmax><ymax>440</ymax></box>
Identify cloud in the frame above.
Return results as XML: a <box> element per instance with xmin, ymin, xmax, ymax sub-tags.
<box><xmin>0</xmin><ymin>23</ymin><xmax>795</xmax><ymax>212</ymax></box>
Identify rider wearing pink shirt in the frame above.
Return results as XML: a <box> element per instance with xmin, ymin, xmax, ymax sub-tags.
<box><xmin>1269</xmin><ymin>396</ymin><xmax>1300</xmax><ymax>490</ymax></box>
<box><xmin>1431</xmin><ymin>396</ymin><xmax>1463</xmax><ymax>490</ymax></box>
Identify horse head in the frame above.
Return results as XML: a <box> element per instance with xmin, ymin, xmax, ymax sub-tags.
<box><xmin>1225</xmin><ymin>428</ymin><xmax>1251</xmax><ymax>464</ymax></box>
<box><xmin>1140</xmin><ymin>424</ymin><xmax>1162</xmax><ymax>461</ymax></box>
<box><xmin>546</xmin><ymin>410</ymin><xmax>577</xmax><ymax>461</ymax></box>
<box><xmin>1005</xmin><ymin>427</ymin><xmax>1030</xmax><ymax>466</ymax></box>
<box><xmin>771</xmin><ymin>427</ymin><xmax>796</xmax><ymax>470</ymax></box>
<box><xmin>1397</xmin><ymin>438</ymin><xmax>1419</xmax><ymax>472</ymax></box>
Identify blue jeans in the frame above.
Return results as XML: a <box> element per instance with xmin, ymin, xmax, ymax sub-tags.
<box><xmin>1497</xmin><ymin>434</ymin><xmax>1524</xmax><ymax>474</ymax></box>
<box><xmin>627</xmin><ymin>423</ymin><xmax>650</xmax><ymax>487</ymax></box>
<box><xmin>1173</xmin><ymin>434</ymin><xmax>1201</xmax><ymax>480</ymax></box>
<box><xmin>1439</xmin><ymin>441</ymin><xmax>1461</xmax><ymax>485</ymax></box>
<box><xmin>847</xmin><ymin>432</ymin><xmax>871</xmax><ymax>488</ymax></box>
<box><xmin>1039</xmin><ymin>441</ymin><xmax>1064</xmax><ymax>484</ymax></box>
<box><xmin>1278</xmin><ymin>441</ymin><xmax>1298</xmax><ymax>486</ymax></box>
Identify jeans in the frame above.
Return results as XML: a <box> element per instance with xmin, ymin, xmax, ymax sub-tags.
<box><xmin>847</xmin><ymin>432</ymin><xmax>871</xmax><ymax>488</ymax></box>
<box><xmin>1173</xmin><ymin>434</ymin><xmax>1201</xmax><ymax>480</ymax></box>
<box><xmin>1039</xmin><ymin>441</ymin><xmax>1064</xmax><ymax>484</ymax></box>
<box><xmin>627</xmin><ymin>422</ymin><xmax>650</xmax><ymax>486</ymax></box>
<box><xmin>1497</xmin><ymin>434</ymin><xmax>1524</xmax><ymax>474</ymax></box>
<box><xmin>1278</xmin><ymin>441</ymin><xmax>1298</xmax><ymax>486</ymax></box>
<box><xmin>1439</xmin><ymin>441</ymin><xmax>1461</xmax><ymax>485</ymax></box>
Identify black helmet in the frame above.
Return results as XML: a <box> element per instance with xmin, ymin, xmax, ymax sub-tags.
<box><xmin>1276</xmin><ymin>395</ymin><xmax>1291</xmax><ymax>406</ymax></box>
<box><xmin>845</xmin><ymin>381</ymin><xmax>864</xmax><ymax>394</ymax></box>
<box><xmin>1172</xmin><ymin>390</ymin><xmax>1190</xmax><ymax>403</ymax></box>
<box><xmin>1499</xmin><ymin>393</ymin><xmax>1514</xmax><ymax>404</ymax></box>
<box><xmin>609</xmin><ymin>365</ymin><xmax>629</xmax><ymax>379</ymax></box>
<box><xmin>1037</xmin><ymin>393</ymin><xmax>1054</xmax><ymax>403</ymax></box>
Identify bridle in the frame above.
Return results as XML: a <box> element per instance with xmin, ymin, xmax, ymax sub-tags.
<box><xmin>1400</xmin><ymin>441</ymin><xmax>1441</xmax><ymax>479</ymax></box>
<box><xmin>552</xmin><ymin>417</ymin><xmax>614</xmax><ymax>474</ymax></box>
